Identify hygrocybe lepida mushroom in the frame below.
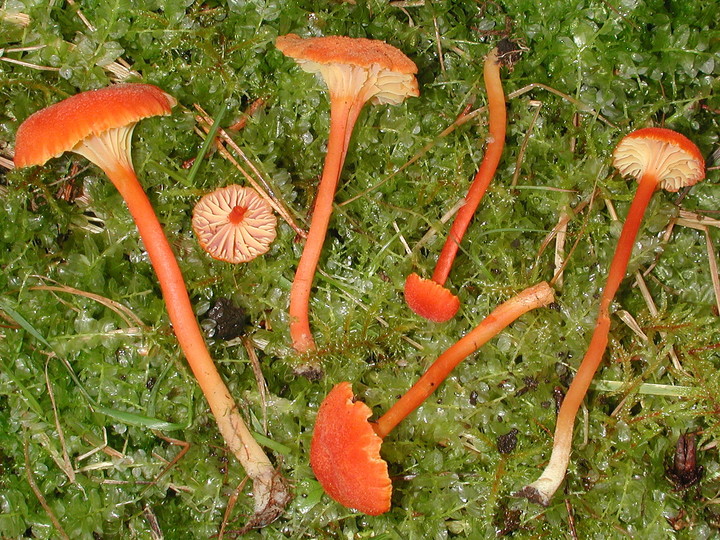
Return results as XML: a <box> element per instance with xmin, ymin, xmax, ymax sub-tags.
<box><xmin>311</xmin><ymin>282</ymin><xmax>554</xmax><ymax>514</ymax></box>
<box><xmin>518</xmin><ymin>127</ymin><xmax>705</xmax><ymax>507</ymax></box>
<box><xmin>276</xmin><ymin>33</ymin><xmax>419</xmax><ymax>353</ymax></box>
<box><xmin>13</xmin><ymin>84</ymin><xmax>289</xmax><ymax>525</ymax></box>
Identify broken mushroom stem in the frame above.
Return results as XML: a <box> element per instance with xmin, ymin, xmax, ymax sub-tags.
<box><xmin>311</xmin><ymin>281</ymin><xmax>554</xmax><ymax>515</ymax></box>
<box><xmin>405</xmin><ymin>43</ymin><xmax>516</xmax><ymax>323</ymax></box>
<box><xmin>277</xmin><ymin>34</ymin><xmax>419</xmax><ymax>354</ymax></box>
<box><xmin>519</xmin><ymin>127</ymin><xmax>705</xmax><ymax>506</ymax></box>
<box><xmin>13</xmin><ymin>85</ymin><xmax>289</xmax><ymax>526</ymax></box>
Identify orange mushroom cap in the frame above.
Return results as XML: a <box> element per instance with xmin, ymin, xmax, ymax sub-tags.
<box><xmin>404</xmin><ymin>272</ymin><xmax>461</xmax><ymax>323</ymax></box>
<box><xmin>14</xmin><ymin>83</ymin><xmax>176</xmax><ymax>169</ymax></box>
<box><xmin>612</xmin><ymin>127</ymin><xmax>705</xmax><ymax>192</ymax></box>
<box><xmin>310</xmin><ymin>382</ymin><xmax>392</xmax><ymax>516</ymax></box>
<box><xmin>192</xmin><ymin>185</ymin><xmax>277</xmax><ymax>264</ymax></box>
<box><xmin>275</xmin><ymin>33</ymin><xmax>419</xmax><ymax>105</ymax></box>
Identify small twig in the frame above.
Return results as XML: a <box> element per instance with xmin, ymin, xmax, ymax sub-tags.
<box><xmin>44</xmin><ymin>360</ymin><xmax>76</xmax><ymax>484</ymax></box>
<box><xmin>194</xmin><ymin>104</ymin><xmax>307</xmax><ymax>239</ymax></box>
<box><xmin>704</xmin><ymin>227</ymin><xmax>720</xmax><ymax>316</ymax></box>
<box><xmin>24</xmin><ymin>436</ymin><xmax>71</xmax><ymax>540</ymax></box>
<box><xmin>218</xmin><ymin>477</ymin><xmax>250</xmax><ymax>540</ymax></box>
<box><xmin>393</xmin><ymin>221</ymin><xmax>412</xmax><ymax>256</ymax></box>
<box><xmin>565</xmin><ymin>497</ymin><xmax>579</xmax><ymax>540</ymax></box>
<box><xmin>413</xmin><ymin>196</ymin><xmax>467</xmax><ymax>252</ymax></box>
<box><xmin>510</xmin><ymin>100</ymin><xmax>543</xmax><ymax>187</ymax></box>
<box><xmin>0</xmin><ymin>156</ymin><xmax>14</xmax><ymax>169</ymax></box>
<box><xmin>552</xmin><ymin>210</ymin><xmax>570</xmax><ymax>288</ymax></box>
<box><xmin>66</xmin><ymin>0</ymin><xmax>96</xmax><ymax>31</ymax></box>
<box><xmin>242</xmin><ymin>337</ymin><xmax>269</xmax><ymax>435</ymax></box>
<box><xmin>433</xmin><ymin>16</ymin><xmax>446</xmax><ymax>74</ymax></box>
<box><xmin>141</xmin><ymin>434</ymin><xmax>191</xmax><ymax>497</ymax></box>
<box><xmin>143</xmin><ymin>505</ymin><xmax>164</xmax><ymax>540</ymax></box>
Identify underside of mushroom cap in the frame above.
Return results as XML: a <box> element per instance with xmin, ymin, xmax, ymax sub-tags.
<box><xmin>310</xmin><ymin>382</ymin><xmax>392</xmax><ymax>515</ymax></box>
<box><xmin>612</xmin><ymin>127</ymin><xmax>705</xmax><ymax>192</ymax></box>
<box><xmin>14</xmin><ymin>83</ymin><xmax>176</xmax><ymax>168</ymax></box>
<box><xmin>276</xmin><ymin>34</ymin><xmax>419</xmax><ymax>105</ymax></box>
<box><xmin>192</xmin><ymin>185</ymin><xmax>277</xmax><ymax>264</ymax></box>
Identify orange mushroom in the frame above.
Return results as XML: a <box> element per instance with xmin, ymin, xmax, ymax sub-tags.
<box><xmin>405</xmin><ymin>44</ymin><xmax>513</xmax><ymax>322</ymax></box>
<box><xmin>311</xmin><ymin>282</ymin><xmax>554</xmax><ymax>514</ymax></box>
<box><xmin>276</xmin><ymin>33</ymin><xmax>419</xmax><ymax>353</ymax></box>
<box><xmin>13</xmin><ymin>84</ymin><xmax>289</xmax><ymax>525</ymax></box>
<box><xmin>518</xmin><ymin>127</ymin><xmax>705</xmax><ymax>506</ymax></box>
<box><xmin>192</xmin><ymin>184</ymin><xmax>277</xmax><ymax>263</ymax></box>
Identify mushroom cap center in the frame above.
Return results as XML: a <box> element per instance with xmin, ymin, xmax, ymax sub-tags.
<box><xmin>228</xmin><ymin>205</ymin><xmax>248</xmax><ymax>225</ymax></box>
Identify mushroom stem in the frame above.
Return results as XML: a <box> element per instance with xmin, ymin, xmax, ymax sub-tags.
<box><xmin>432</xmin><ymin>48</ymin><xmax>506</xmax><ymax>285</ymax></box>
<box><xmin>374</xmin><ymin>281</ymin><xmax>554</xmax><ymax>439</ymax></box>
<box><xmin>101</xmin><ymin>160</ymin><xmax>284</xmax><ymax>519</ymax></box>
<box><xmin>289</xmin><ymin>97</ymin><xmax>363</xmax><ymax>353</ymax></box>
<box><xmin>520</xmin><ymin>173</ymin><xmax>658</xmax><ymax>505</ymax></box>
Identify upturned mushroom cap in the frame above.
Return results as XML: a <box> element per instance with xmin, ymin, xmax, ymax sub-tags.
<box><xmin>14</xmin><ymin>83</ymin><xmax>176</xmax><ymax>168</ymax></box>
<box><xmin>310</xmin><ymin>382</ymin><xmax>392</xmax><ymax>516</ymax></box>
<box><xmin>192</xmin><ymin>185</ymin><xmax>277</xmax><ymax>264</ymax></box>
<box><xmin>404</xmin><ymin>272</ymin><xmax>461</xmax><ymax>323</ymax></box>
<box><xmin>612</xmin><ymin>127</ymin><xmax>705</xmax><ymax>192</ymax></box>
<box><xmin>275</xmin><ymin>33</ymin><xmax>419</xmax><ymax>105</ymax></box>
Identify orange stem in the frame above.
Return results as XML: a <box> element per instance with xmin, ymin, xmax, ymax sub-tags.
<box><xmin>528</xmin><ymin>173</ymin><xmax>658</xmax><ymax>503</ymax></box>
<box><xmin>431</xmin><ymin>48</ymin><xmax>506</xmax><ymax>285</ymax></box>
<box><xmin>374</xmin><ymin>281</ymin><xmax>554</xmax><ymax>438</ymax></box>
<box><xmin>104</xmin><ymin>163</ymin><xmax>274</xmax><ymax>479</ymax></box>
<box><xmin>289</xmin><ymin>96</ymin><xmax>364</xmax><ymax>353</ymax></box>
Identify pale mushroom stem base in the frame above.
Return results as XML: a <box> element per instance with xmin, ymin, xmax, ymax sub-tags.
<box><xmin>288</xmin><ymin>96</ymin><xmax>364</xmax><ymax>353</ymax></box>
<box><xmin>518</xmin><ymin>173</ymin><xmax>657</xmax><ymax>506</ymax></box>
<box><xmin>97</xmin><ymin>157</ymin><xmax>289</xmax><ymax>522</ymax></box>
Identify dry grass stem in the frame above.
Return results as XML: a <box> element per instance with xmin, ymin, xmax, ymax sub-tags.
<box><xmin>553</xmin><ymin>210</ymin><xmax>569</xmax><ymax>288</ymax></box>
<box><xmin>24</xmin><ymin>436</ymin><xmax>71</xmax><ymax>540</ymax></box>
<box><xmin>140</xmin><ymin>434</ymin><xmax>191</xmax><ymax>497</ymax></box>
<box><xmin>218</xmin><ymin>477</ymin><xmax>250</xmax><ymax>540</ymax></box>
<box><xmin>194</xmin><ymin>104</ymin><xmax>307</xmax><ymax>239</ymax></box>
<box><xmin>0</xmin><ymin>156</ymin><xmax>14</xmax><ymax>169</ymax></box>
<box><xmin>242</xmin><ymin>337</ymin><xmax>269</xmax><ymax>434</ymax></box>
<box><xmin>393</xmin><ymin>220</ymin><xmax>412</xmax><ymax>256</ymax></box>
<box><xmin>44</xmin><ymin>360</ymin><xmax>76</xmax><ymax>484</ymax></box>
<box><xmin>413</xmin><ymin>196</ymin><xmax>467</xmax><ymax>251</ymax></box>
<box><xmin>433</xmin><ymin>16</ymin><xmax>446</xmax><ymax>74</ymax></box>
<box><xmin>66</xmin><ymin>0</ymin><xmax>96</xmax><ymax>31</ymax></box>
<box><xmin>511</xmin><ymin>100</ymin><xmax>543</xmax><ymax>187</ymax></box>
<box><xmin>703</xmin><ymin>228</ymin><xmax>720</xmax><ymax>316</ymax></box>
<box><xmin>30</xmin><ymin>278</ymin><xmax>147</xmax><ymax>329</ymax></box>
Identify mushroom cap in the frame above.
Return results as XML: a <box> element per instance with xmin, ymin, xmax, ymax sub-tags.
<box><xmin>192</xmin><ymin>185</ymin><xmax>277</xmax><ymax>264</ymax></box>
<box><xmin>14</xmin><ymin>83</ymin><xmax>176</xmax><ymax>169</ymax></box>
<box><xmin>276</xmin><ymin>33</ymin><xmax>419</xmax><ymax>105</ymax></box>
<box><xmin>310</xmin><ymin>382</ymin><xmax>392</xmax><ymax>516</ymax></box>
<box><xmin>612</xmin><ymin>127</ymin><xmax>705</xmax><ymax>192</ymax></box>
<box><xmin>404</xmin><ymin>273</ymin><xmax>461</xmax><ymax>323</ymax></box>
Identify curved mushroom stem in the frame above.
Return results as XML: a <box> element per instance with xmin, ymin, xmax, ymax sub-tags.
<box><xmin>432</xmin><ymin>48</ymin><xmax>506</xmax><ymax>285</ymax></box>
<box><xmin>519</xmin><ymin>173</ymin><xmax>658</xmax><ymax>506</ymax></box>
<box><xmin>405</xmin><ymin>49</ymin><xmax>506</xmax><ymax>322</ymax></box>
<box><xmin>90</xmin><ymin>155</ymin><xmax>288</xmax><ymax>523</ymax></box>
<box><xmin>374</xmin><ymin>281</ymin><xmax>554</xmax><ymax>438</ymax></box>
<box><xmin>289</xmin><ymin>95</ymin><xmax>364</xmax><ymax>353</ymax></box>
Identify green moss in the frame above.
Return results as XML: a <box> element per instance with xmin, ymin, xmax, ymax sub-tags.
<box><xmin>1</xmin><ymin>0</ymin><xmax>718</xmax><ymax>537</ymax></box>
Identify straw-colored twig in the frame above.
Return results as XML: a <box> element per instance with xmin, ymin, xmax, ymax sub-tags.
<box><xmin>194</xmin><ymin>104</ymin><xmax>307</xmax><ymax>239</ymax></box>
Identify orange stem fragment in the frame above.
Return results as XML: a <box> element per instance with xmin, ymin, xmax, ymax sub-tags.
<box><xmin>405</xmin><ymin>46</ymin><xmax>508</xmax><ymax>322</ymax></box>
<box><xmin>432</xmin><ymin>48</ymin><xmax>507</xmax><ymax>284</ymax></box>
<box><xmin>375</xmin><ymin>281</ymin><xmax>554</xmax><ymax>438</ymax></box>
